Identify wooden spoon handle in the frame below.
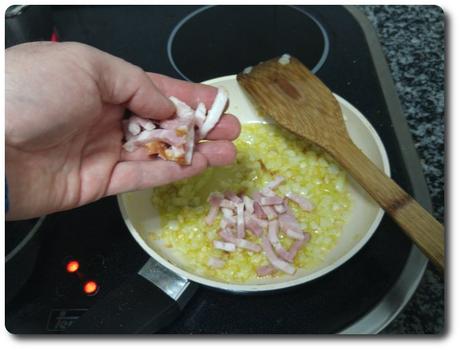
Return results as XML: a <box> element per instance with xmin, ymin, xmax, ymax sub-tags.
<box><xmin>330</xmin><ymin>140</ymin><xmax>444</xmax><ymax>271</ymax></box>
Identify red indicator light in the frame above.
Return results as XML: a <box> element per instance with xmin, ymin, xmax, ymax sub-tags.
<box><xmin>50</xmin><ymin>30</ymin><xmax>59</xmax><ymax>42</ymax></box>
<box><xmin>83</xmin><ymin>281</ymin><xmax>98</xmax><ymax>295</ymax></box>
<box><xmin>66</xmin><ymin>260</ymin><xmax>80</xmax><ymax>273</ymax></box>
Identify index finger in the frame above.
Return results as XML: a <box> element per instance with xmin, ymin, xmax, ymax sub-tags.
<box><xmin>148</xmin><ymin>72</ymin><xmax>220</xmax><ymax>109</ymax></box>
<box><xmin>205</xmin><ymin>114</ymin><xmax>241</xmax><ymax>141</ymax></box>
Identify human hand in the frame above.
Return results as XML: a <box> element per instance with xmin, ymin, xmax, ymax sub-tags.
<box><xmin>5</xmin><ymin>42</ymin><xmax>240</xmax><ymax>220</ymax></box>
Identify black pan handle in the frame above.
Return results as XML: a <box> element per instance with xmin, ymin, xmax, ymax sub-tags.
<box><xmin>68</xmin><ymin>273</ymin><xmax>180</xmax><ymax>334</ymax></box>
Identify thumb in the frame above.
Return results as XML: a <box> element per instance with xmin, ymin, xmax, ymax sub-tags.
<box><xmin>92</xmin><ymin>48</ymin><xmax>175</xmax><ymax>120</ymax></box>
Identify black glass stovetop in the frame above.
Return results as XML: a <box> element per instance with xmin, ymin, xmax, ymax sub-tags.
<box><xmin>6</xmin><ymin>5</ymin><xmax>420</xmax><ymax>334</ymax></box>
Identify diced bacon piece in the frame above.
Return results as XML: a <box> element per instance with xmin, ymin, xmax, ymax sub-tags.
<box><xmin>278</xmin><ymin>213</ymin><xmax>304</xmax><ymax>239</ymax></box>
<box><xmin>244</xmin><ymin>214</ymin><xmax>267</xmax><ymax>236</ymax></box>
<box><xmin>205</xmin><ymin>192</ymin><xmax>223</xmax><ymax>225</ymax></box>
<box><xmin>261</xmin><ymin>205</ymin><xmax>277</xmax><ymax>220</ymax></box>
<box><xmin>220</xmin><ymin>216</ymin><xmax>235</xmax><ymax>231</ymax></box>
<box><xmin>129</xmin><ymin>115</ymin><xmax>156</xmax><ymax>131</ymax></box>
<box><xmin>145</xmin><ymin>140</ymin><xmax>168</xmax><ymax>158</ymax></box>
<box><xmin>122</xmin><ymin>119</ymin><xmax>141</xmax><ymax>143</ymax></box>
<box><xmin>121</xmin><ymin>97</ymin><xmax>205</xmax><ymax>163</ymax></box>
<box><xmin>259</xmin><ymin>196</ymin><xmax>284</xmax><ymax>206</ymax></box>
<box><xmin>279</xmin><ymin>212</ymin><xmax>302</xmax><ymax>231</ymax></box>
<box><xmin>286</xmin><ymin>232</ymin><xmax>311</xmax><ymax>261</ymax></box>
<box><xmin>174</xmin><ymin>125</ymin><xmax>188</xmax><ymax>137</ymax></box>
<box><xmin>286</xmin><ymin>229</ymin><xmax>305</xmax><ymax>240</ymax></box>
<box><xmin>123</xmin><ymin>129</ymin><xmax>186</xmax><ymax>152</ymax></box>
<box><xmin>220</xmin><ymin>219</ymin><xmax>228</xmax><ymax>229</ymax></box>
<box><xmin>220</xmin><ymin>229</ymin><xmax>260</xmax><ymax>252</ymax></box>
<box><xmin>194</xmin><ymin>102</ymin><xmax>207</xmax><ymax>128</ymax></box>
<box><xmin>165</xmin><ymin>146</ymin><xmax>183</xmax><ymax>158</ymax></box>
<box><xmin>183</xmin><ymin>123</ymin><xmax>195</xmax><ymax>165</ymax></box>
<box><xmin>222</xmin><ymin>215</ymin><xmax>236</xmax><ymax>225</ymax></box>
<box><xmin>122</xmin><ymin>93</ymin><xmax>227</xmax><ymax>165</ymax></box>
<box><xmin>244</xmin><ymin>212</ymin><xmax>268</xmax><ymax>236</ymax></box>
<box><xmin>166</xmin><ymin>97</ymin><xmax>196</xmax><ymax>163</ymax></box>
<box><xmin>199</xmin><ymin>87</ymin><xmax>228</xmax><ymax>138</ymax></box>
<box><xmin>221</xmin><ymin>207</ymin><xmax>235</xmax><ymax>218</ymax></box>
<box><xmin>208</xmin><ymin>192</ymin><xmax>224</xmax><ymax>206</ymax></box>
<box><xmin>274</xmin><ymin>203</ymin><xmax>287</xmax><ymax>214</ymax></box>
<box><xmin>140</xmin><ymin>120</ymin><xmax>156</xmax><ymax>131</ymax></box>
<box><xmin>261</xmin><ymin>236</ymin><xmax>295</xmax><ymax>275</ymax></box>
<box><xmin>256</xmin><ymin>265</ymin><xmax>275</xmax><ymax>277</ymax></box>
<box><xmin>284</xmin><ymin>198</ymin><xmax>295</xmax><ymax>216</ymax></box>
<box><xmin>122</xmin><ymin>138</ymin><xmax>139</xmax><ymax>153</ymax></box>
<box><xmin>268</xmin><ymin>220</ymin><xmax>279</xmax><ymax>235</ymax></box>
<box><xmin>220</xmin><ymin>199</ymin><xmax>236</xmax><ymax>209</ymax></box>
<box><xmin>236</xmin><ymin>239</ymin><xmax>261</xmax><ymax>252</ymax></box>
<box><xmin>243</xmin><ymin>196</ymin><xmax>254</xmax><ymax>214</ymax></box>
<box><xmin>127</xmin><ymin>119</ymin><xmax>141</xmax><ymax>136</ymax></box>
<box><xmin>236</xmin><ymin>203</ymin><xmax>245</xmax><ymax>239</ymax></box>
<box><xmin>213</xmin><ymin>240</ymin><xmax>236</xmax><ymax>252</ymax></box>
<box><xmin>220</xmin><ymin>218</ymin><xmax>234</xmax><ymax>230</ymax></box>
<box><xmin>268</xmin><ymin>220</ymin><xmax>292</xmax><ymax>262</ymax></box>
<box><xmin>219</xmin><ymin>228</ymin><xmax>237</xmax><ymax>243</ymax></box>
<box><xmin>159</xmin><ymin>118</ymin><xmax>182</xmax><ymax>130</ymax></box>
<box><xmin>169</xmin><ymin>96</ymin><xmax>195</xmax><ymax>121</ymax></box>
<box><xmin>205</xmin><ymin>206</ymin><xmax>219</xmax><ymax>225</ymax></box>
<box><xmin>261</xmin><ymin>188</ymin><xmax>277</xmax><ymax>197</ymax></box>
<box><xmin>278</xmin><ymin>212</ymin><xmax>300</xmax><ymax>228</ymax></box>
<box><xmin>163</xmin><ymin>145</ymin><xmax>187</xmax><ymax>164</ymax></box>
<box><xmin>224</xmin><ymin>191</ymin><xmax>243</xmax><ymax>203</ymax></box>
<box><xmin>285</xmin><ymin>192</ymin><xmax>314</xmax><ymax>212</ymax></box>
<box><xmin>163</xmin><ymin>99</ymin><xmax>196</xmax><ymax>164</ymax></box>
<box><xmin>252</xmin><ymin>192</ymin><xmax>262</xmax><ymax>202</ymax></box>
<box><xmin>266</xmin><ymin>176</ymin><xmax>285</xmax><ymax>190</ymax></box>
<box><xmin>253</xmin><ymin>192</ymin><xmax>277</xmax><ymax>218</ymax></box>
<box><xmin>123</xmin><ymin>142</ymin><xmax>141</xmax><ymax>153</ymax></box>
<box><xmin>253</xmin><ymin>202</ymin><xmax>267</xmax><ymax>219</ymax></box>
<box><xmin>208</xmin><ymin>257</ymin><xmax>225</xmax><ymax>269</ymax></box>
<box><xmin>252</xmin><ymin>216</ymin><xmax>269</xmax><ymax>228</ymax></box>
<box><xmin>278</xmin><ymin>213</ymin><xmax>302</xmax><ymax>233</ymax></box>
<box><xmin>244</xmin><ymin>217</ymin><xmax>263</xmax><ymax>236</ymax></box>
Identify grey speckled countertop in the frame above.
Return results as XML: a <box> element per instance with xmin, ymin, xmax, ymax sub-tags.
<box><xmin>358</xmin><ymin>5</ymin><xmax>445</xmax><ymax>334</ymax></box>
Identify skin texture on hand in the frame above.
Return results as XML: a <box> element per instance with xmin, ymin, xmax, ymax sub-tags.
<box><xmin>5</xmin><ymin>42</ymin><xmax>241</xmax><ymax>220</ymax></box>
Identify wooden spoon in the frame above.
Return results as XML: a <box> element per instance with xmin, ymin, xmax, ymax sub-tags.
<box><xmin>237</xmin><ymin>56</ymin><xmax>444</xmax><ymax>271</ymax></box>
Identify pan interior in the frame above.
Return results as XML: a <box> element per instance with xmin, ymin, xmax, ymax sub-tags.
<box><xmin>118</xmin><ymin>75</ymin><xmax>390</xmax><ymax>292</ymax></box>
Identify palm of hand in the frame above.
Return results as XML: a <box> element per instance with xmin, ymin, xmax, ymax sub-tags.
<box><xmin>6</xmin><ymin>42</ymin><xmax>240</xmax><ymax>220</ymax></box>
<box><xmin>7</xmin><ymin>53</ymin><xmax>124</xmax><ymax>214</ymax></box>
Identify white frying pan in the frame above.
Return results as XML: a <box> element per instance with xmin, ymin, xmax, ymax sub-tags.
<box><xmin>117</xmin><ymin>75</ymin><xmax>390</xmax><ymax>293</ymax></box>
